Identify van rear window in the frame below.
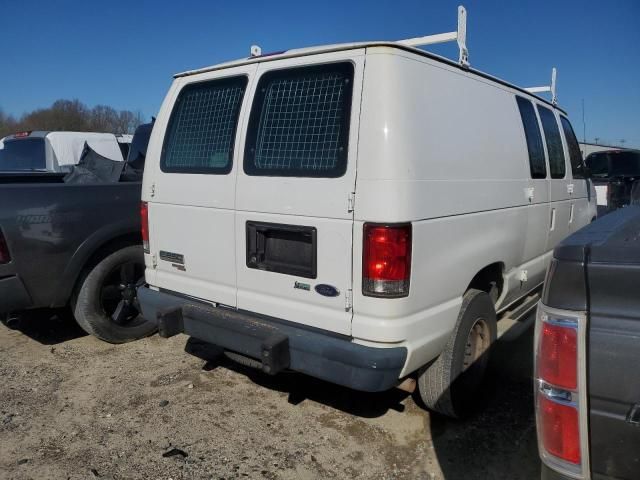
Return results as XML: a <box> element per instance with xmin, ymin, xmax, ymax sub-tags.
<box><xmin>515</xmin><ymin>96</ymin><xmax>547</xmax><ymax>179</ymax></box>
<box><xmin>244</xmin><ymin>62</ymin><xmax>354</xmax><ymax>177</ymax></box>
<box><xmin>161</xmin><ymin>76</ymin><xmax>247</xmax><ymax>174</ymax></box>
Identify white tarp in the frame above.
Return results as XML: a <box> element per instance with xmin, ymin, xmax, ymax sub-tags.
<box><xmin>46</xmin><ymin>132</ymin><xmax>124</xmax><ymax>167</ymax></box>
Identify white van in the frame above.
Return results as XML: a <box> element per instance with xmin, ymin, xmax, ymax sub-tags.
<box><xmin>137</xmin><ymin>8</ymin><xmax>596</xmax><ymax>417</ymax></box>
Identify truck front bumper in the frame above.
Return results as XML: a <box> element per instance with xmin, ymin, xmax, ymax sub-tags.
<box><xmin>0</xmin><ymin>275</ymin><xmax>32</xmax><ymax>313</ymax></box>
<box><xmin>137</xmin><ymin>287</ymin><xmax>406</xmax><ymax>392</ymax></box>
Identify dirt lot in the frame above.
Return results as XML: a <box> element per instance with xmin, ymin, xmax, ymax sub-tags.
<box><xmin>0</xmin><ymin>310</ymin><xmax>540</xmax><ymax>480</ymax></box>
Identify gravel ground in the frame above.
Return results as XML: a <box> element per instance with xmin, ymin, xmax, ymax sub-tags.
<box><xmin>0</xmin><ymin>310</ymin><xmax>540</xmax><ymax>480</ymax></box>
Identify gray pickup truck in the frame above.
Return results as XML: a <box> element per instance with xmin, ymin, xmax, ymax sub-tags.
<box><xmin>0</xmin><ymin>122</ymin><xmax>156</xmax><ymax>343</ymax></box>
<box><xmin>535</xmin><ymin>206</ymin><xmax>640</xmax><ymax>480</ymax></box>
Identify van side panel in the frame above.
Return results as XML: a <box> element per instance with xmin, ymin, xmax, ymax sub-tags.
<box><xmin>352</xmin><ymin>49</ymin><xmax>551</xmax><ymax>374</ymax></box>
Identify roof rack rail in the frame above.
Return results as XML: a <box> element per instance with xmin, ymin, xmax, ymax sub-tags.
<box><xmin>398</xmin><ymin>5</ymin><xmax>469</xmax><ymax>67</ymax></box>
<box><xmin>525</xmin><ymin>67</ymin><xmax>558</xmax><ymax>105</ymax></box>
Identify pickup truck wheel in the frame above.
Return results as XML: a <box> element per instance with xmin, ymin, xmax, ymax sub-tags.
<box><xmin>73</xmin><ymin>245</ymin><xmax>156</xmax><ymax>343</ymax></box>
<box><xmin>417</xmin><ymin>288</ymin><xmax>497</xmax><ymax>418</ymax></box>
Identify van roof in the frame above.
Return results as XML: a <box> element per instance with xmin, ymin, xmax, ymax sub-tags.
<box><xmin>175</xmin><ymin>41</ymin><xmax>566</xmax><ymax>114</ymax></box>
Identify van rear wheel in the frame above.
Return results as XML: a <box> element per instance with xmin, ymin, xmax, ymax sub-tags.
<box><xmin>417</xmin><ymin>288</ymin><xmax>496</xmax><ymax>418</ymax></box>
<box><xmin>73</xmin><ymin>245</ymin><xmax>157</xmax><ymax>343</ymax></box>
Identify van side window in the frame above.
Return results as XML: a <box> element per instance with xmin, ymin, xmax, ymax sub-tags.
<box><xmin>559</xmin><ymin>117</ymin><xmax>585</xmax><ymax>179</ymax></box>
<box><xmin>515</xmin><ymin>96</ymin><xmax>546</xmax><ymax>179</ymax></box>
<box><xmin>161</xmin><ymin>76</ymin><xmax>247</xmax><ymax>174</ymax></box>
<box><xmin>244</xmin><ymin>62</ymin><xmax>354</xmax><ymax>177</ymax></box>
<box><xmin>537</xmin><ymin>106</ymin><xmax>566</xmax><ymax>179</ymax></box>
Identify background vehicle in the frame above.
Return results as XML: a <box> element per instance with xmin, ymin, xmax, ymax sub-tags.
<box><xmin>0</xmin><ymin>122</ymin><xmax>155</xmax><ymax>343</ymax></box>
<box><xmin>0</xmin><ymin>131</ymin><xmax>129</xmax><ymax>172</ymax></box>
<box><xmin>535</xmin><ymin>206</ymin><xmax>640</xmax><ymax>480</ymax></box>
<box><xmin>137</xmin><ymin>9</ymin><xmax>596</xmax><ymax>417</ymax></box>
<box><xmin>585</xmin><ymin>149</ymin><xmax>640</xmax><ymax>214</ymax></box>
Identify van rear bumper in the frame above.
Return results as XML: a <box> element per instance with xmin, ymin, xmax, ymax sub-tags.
<box><xmin>137</xmin><ymin>286</ymin><xmax>406</xmax><ymax>392</ymax></box>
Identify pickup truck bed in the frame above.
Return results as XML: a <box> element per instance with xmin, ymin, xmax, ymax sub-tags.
<box><xmin>541</xmin><ymin>206</ymin><xmax>640</xmax><ymax>479</ymax></box>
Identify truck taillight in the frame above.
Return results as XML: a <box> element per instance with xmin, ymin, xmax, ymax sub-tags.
<box><xmin>539</xmin><ymin>394</ymin><xmax>581</xmax><ymax>464</ymax></box>
<box><xmin>535</xmin><ymin>305</ymin><xmax>589</xmax><ymax>478</ymax></box>
<box><xmin>0</xmin><ymin>229</ymin><xmax>10</xmax><ymax>264</ymax></box>
<box><xmin>140</xmin><ymin>202</ymin><xmax>149</xmax><ymax>253</ymax></box>
<box><xmin>362</xmin><ymin>224</ymin><xmax>411</xmax><ymax>297</ymax></box>
<box><xmin>539</xmin><ymin>321</ymin><xmax>577</xmax><ymax>390</ymax></box>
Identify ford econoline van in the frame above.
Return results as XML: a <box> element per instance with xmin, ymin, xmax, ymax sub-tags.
<box><xmin>137</xmin><ymin>10</ymin><xmax>596</xmax><ymax>417</ymax></box>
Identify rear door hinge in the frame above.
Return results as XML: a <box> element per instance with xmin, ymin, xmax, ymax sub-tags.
<box><xmin>151</xmin><ymin>253</ymin><xmax>158</xmax><ymax>268</ymax></box>
<box><xmin>348</xmin><ymin>192</ymin><xmax>355</xmax><ymax>213</ymax></box>
<box><xmin>345</xmin><ymin>289</ymin><xmax>353</xmax><ymax>312</ymax></box>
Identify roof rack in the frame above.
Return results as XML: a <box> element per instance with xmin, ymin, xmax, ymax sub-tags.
<box><xmin>398</xmin><ymin>5</ymin><xmax>469</xmax><ymax>67</ymax></box>
<box><xmin>525</xmin><ymin>67</ymin><xmax>558</xmax><ymax>105</ymax></box>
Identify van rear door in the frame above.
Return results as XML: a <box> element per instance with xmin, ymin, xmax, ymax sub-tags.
<box><xmin>234</xmin><ymin>51</ymin><xmax>364</xmax><ymax>335</ymax></box>
<box><xmin>149</xmin><ymin>64</ymin><xmax>257</xmax><ymax>307</ymax></box>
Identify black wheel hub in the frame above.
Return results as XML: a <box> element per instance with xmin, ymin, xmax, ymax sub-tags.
<box><xmin>100</xmin><ymin>261</ymin><xmax>145</xmax><ymax>326</ymax></box>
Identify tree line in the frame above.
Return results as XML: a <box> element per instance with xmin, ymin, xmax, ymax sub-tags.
<box><xmin>0</xmin><ymin>100</ymin><xmax>145</xmax><ymax>138</ymax></box>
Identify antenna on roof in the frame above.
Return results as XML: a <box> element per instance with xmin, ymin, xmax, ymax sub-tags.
<box><xmin>398</xmin><ymin>5</ymin><xmax>469</xmax><ymax>67</ymax></box>
<box><xmin>525</xmin><ymin>67</ymin><xmax>558</xmax><ymax>105</ymax></box>
<box><xmin>250</xmin><ymin>45</ymin><xmax>262</xmax><ymax>57</ymax></box>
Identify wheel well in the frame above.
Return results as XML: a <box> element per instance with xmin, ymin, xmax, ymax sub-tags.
<box><xmin>72</xmin><ymin>233</ymin><xmax>141</xmax><ymax>298</ymax></box>
<box><xmin>467</xmin><ymin>263</ymin><xmax>504</xmax><ymax>304</ymax></box>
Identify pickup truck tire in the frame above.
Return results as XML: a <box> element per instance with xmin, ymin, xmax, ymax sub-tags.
<box><xmin>73</xmin><ymin>245</ymin><xmax>156</xmax><ymax>343</ymax></box>
<box><xmin>417</xmin><ymin>288</ymin><xmax>497</xmax><ymax>418</ymax></box>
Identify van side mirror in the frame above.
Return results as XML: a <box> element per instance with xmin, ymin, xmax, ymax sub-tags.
<box><xmin>582</xmin><ymin>164</ymin><xmax>592</xmax><ymax>179</ymax></box>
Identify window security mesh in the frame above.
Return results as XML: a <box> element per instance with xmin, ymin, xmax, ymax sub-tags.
<box><xmin>162</xmin><ymin>78</ymin><xmax>246</xmax><ymax>172</ymax></box>
<box><xmin>247</xmin><ymin>64</ymin><xmax>353</xmax><ymax>176</ymax></box>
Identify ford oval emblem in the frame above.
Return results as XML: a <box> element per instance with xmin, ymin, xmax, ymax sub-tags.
<box><xmin>315</xmin><ymin>284</ymin><xmax>340</xmax><ymax>297</ymax></box>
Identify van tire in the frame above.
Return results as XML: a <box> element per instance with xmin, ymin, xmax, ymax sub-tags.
<box><xmin>73</xmin><ymin>245</ymin><xmax>156</xmax><ymax>343</ymax></box>
<box><xmin>417</xmin><ymin>288</ymin><xmax>497</xmax><ymax>418</ymax></box>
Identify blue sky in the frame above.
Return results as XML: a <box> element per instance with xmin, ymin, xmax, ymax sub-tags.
<box><xmin>1</xmin><ymin>0</ymin><xmax>638</xmax><ymax>147</ymax></box>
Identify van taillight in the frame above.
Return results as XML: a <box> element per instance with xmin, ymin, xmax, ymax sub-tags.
<box><xmin>0</xmin><ymin>229</ymin><xmax>10</xmax><ymax>264</ymax></box>
<box><xmin>362</xmin><ymin>224</ymin><xmax>411</xmax><ymax>297</ymax></box>
<box><xmin>535</xmin><ymin>307</ymin><xmax>588</xmax><ymax>477</ymax></box>
<box><xmin>140</xmin><ymin>202</ymin><xmax>149</xmax><ymax>253</ymax></box>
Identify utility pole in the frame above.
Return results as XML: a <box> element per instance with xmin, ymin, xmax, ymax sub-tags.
<box><xmin>582</xmin><ymin>99</ymin><xmax>586</xmax><ymax>144</ymax></box>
